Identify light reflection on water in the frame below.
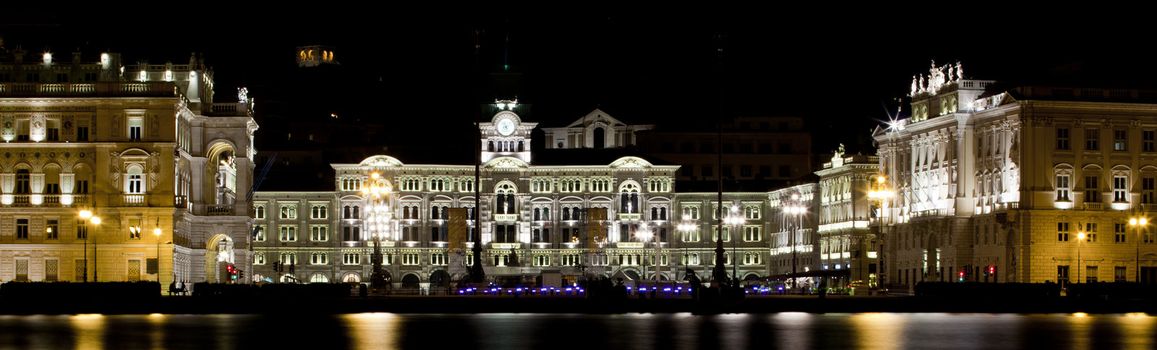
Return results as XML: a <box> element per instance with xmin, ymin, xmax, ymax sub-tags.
<box><xmin>0</xmin><ymin>312</ymin><xmax>1155</xmax><ymax>349</ymax></box>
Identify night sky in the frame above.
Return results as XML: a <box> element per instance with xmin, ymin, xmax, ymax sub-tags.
<box><xmin>6</xmin><ymin>7</ymin><xmax>1157</xmax><ymax>156</ymax></box>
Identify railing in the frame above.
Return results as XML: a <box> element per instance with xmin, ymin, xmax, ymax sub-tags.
<box><xmin>491</xmin><ymin>243</ymin><xmax>520</xmax><ymax>250</ymax></box>
<box><xmin>618</xmin><ymin>213</ymin><xmax>641</xmax><ymax>221</ymax></box>
<box><xmin>122</xmin><ymin>194</ymin><xmax>146</xmax><ymax>206</ymax></box>
<box><xmin>0</xmin><ymin>82</ymin><xmax>176</xmax><ymax>97</ymax></box>
<box><xmin>11</xmin><ymin>195</ymin><xmax>30</xmax><ymax>206</ymax></box>
<box><xmin>1083</xmin><ymin>202</ymin><xmax>1103</xmax><ymax>210</ymax></box>
<box><xmin>493</xmin><ymin>214</ymin><xmax>518</xmax><ymax>222</ymax></box>
<box><xmin>207</xmin><ymin>205</ymin><xmax>234</xmax><ymax>216</ymax></box>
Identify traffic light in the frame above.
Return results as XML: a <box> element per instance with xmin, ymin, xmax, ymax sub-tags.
<box><xmin>226</xmin><ymin>263</ymin><xmax>239</xmax><ymax>281</ymax></box>
<box><xmin>958</xmin><ymin>270</ymin><xmax>965</xmax><ymax>282</ymax></box>
<box><xmin>239</xmin><ymin>269</ymin><xmax>245</xmax><ymax>280</ymax></box>
<box><xmin>272</xmin><ymin>261</ymin><xmax>280</xmax><ymax>272</ymax></box>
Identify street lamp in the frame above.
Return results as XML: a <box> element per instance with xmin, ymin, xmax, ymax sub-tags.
<box><xmin>724</xmin><ymin>202</ymin><xmax>745</xmax><ymax>287</ymax></box>
<box><xmin>78</xmin><ymin>210</ymin><xmax>101</xmax><ymax>282</ymax></box>
<box><xmin>635</xmin><ymin>222</ymin><xmax>654</xmax><ymax>289</ymax></box>
<box><xmin>866</xmin><ymin>175</ymin><xmax>895</xmax><ymax>289</ymax></box>
<box><xmin>1129</xmin><ymin>216</ymin><xmax>1149</xmax><ymax>283</ymax></box>
<box><xmin>784</xmin><ymin>194</ymin><xmax>807</xmax><ymax>292</ymax></box>
<box><xmin>154</xmin><ymin>223</ymin><xmax>163</xmax><ymax>282</ymax></box>
<box><xmin>677</xmin><ymin>214</ymin><xmax>697</xmax><ymax>281</ymax></box>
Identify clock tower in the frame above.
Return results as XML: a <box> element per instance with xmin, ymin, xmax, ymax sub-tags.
<box><xmin>481</xmin><ymin>99</ymin><xmax>536</xmax><ymax>163</ymax></box>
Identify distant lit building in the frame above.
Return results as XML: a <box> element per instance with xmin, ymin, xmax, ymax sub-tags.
<box><xmin>542</xmin><ymin>109</ymin><xmax>653</xmax><ymax>149</ymax></box>
<box><xmin>0</xmin><ymin>48</ymin><xmax>257</xmax><ymax>290</ymax></box>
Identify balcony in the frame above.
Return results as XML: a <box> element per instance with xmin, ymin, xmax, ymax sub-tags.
<box><xmin>207</xmin><ymin>205</ymin><xmax>234</xmax><ymax>216</ymax></box>
<box><xmin>1082</xmin><ymin>202</ymin><xmax>1103</xmax><ymax>211</ymax></box>
<box><xmin>491</xmin><ymin>242</ymin><xmax>520</xmax><ymax>250</ymax></box>
<box><xmin>0</xmin><ymin>82</ymin><xmax>176</xmax><ymax>97</ymax></box>
<box><xmin>618</xmin><ymin>213</ymin><xmax>641</xmax><ymax>221</ymax></box>
<box><xmin>122</xmin><ymin>194</ymin><xmax>146</xmax><ymax>206</ymax></box>
<box><xmin>493</xmin><ymin>214</ymin><xmax>518</xmax><ymax>222</ymax></box>
<box><xmin>616</xmin><ymin>242</ymin><xmax>645</xmax><ymax>249</ymax></box>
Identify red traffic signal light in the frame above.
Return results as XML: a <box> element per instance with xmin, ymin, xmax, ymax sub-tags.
<box><xmin>988</xmin><ymin>266</ymin><xmax>995</xmax><ymax>274</ymax></box>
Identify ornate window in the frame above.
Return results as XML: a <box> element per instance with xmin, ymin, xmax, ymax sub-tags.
<box><xmin>744</xmin><ymin>204</ymin><xmax>761</xmax><ymax>220</ymax></box>
<box><xmin>311</xmin><ymin>204</ymin><xmax>327</xmax><ymax>219</ymax></box>
<box><xmin>311</xmin><ymin>225</ymin><xmax>328</xmax><ymax>241</ymax></box>
<box><xmin>681</xmin><ymin>205</ymin><xmax>700</xmax><ymax>220</ymax></box>
<box><xmin>279</xmin><ymin>225</ymin><xmax>298</xmax><ymax>242</ymax></box>
<box><xmin>311</xmin><ymin>253</ymin><xmax>328</xmax><ymax>265</ymax></box>
<box><xmin>255</xmin><ymin>204</ymin><xmax>266</xmax><ymax>219</ymax></box>
<box><xmin>1114</xmin><ymin>175</ymin><xmax>1129</xmax><ymax>203</ymax></box>
<box><xmin>619</xmin><ymin>181</ymin><xmax>640</xmax><ymax>213</ymax></box>
<box><xmin>531</xmin><ymin>178</ymin><xmax>552</xmax><ymax>193</ymax></box>
<box><xmin>1055</xmin><ymin>167</ymin><xmax>1072</xmax><ymax>201</ymax></box>
<box><xmin>343</xmin><ymin>253</ymin><xmax>360</xmax><ymax>265</ymax></box>
<box><xmin>280</xmin><ymin>204</ymin><xmax>298</xmax><ymax>219</ymax></box>
<box><xmin>495</xmin><ymin>182</ymin><xmax>517</xmax><ymax>214</ymax></box>
<box><xmin>647</xmin><ymin>178</ymin><xmax>671</xmax><ymax>192</ymax></box>
<box><xmin>125</xmin><ymin>164</ymin><xmax>144</xmax><ymax>194</ymax></box>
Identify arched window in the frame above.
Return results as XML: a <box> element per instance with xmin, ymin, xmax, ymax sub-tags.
<box><xmin>542</xmin><ymin>207</ymin><xmax>550</xmax><ymax>220</ymax></box>
<box><xmin>534</xmin><ymin>208</ymin><xmax>541</xmax><ymax>221</ymax></box>
<box><xmin>352</xmin><ymin>206</ymin><xmax>360</xmax><ymax>218</ymax></box>
<box><xmin>660</xmin><ymin>207</ymin><xmax>668</xmax><ymax>220</ymax></box>
<box><xmin>495</xmin><ymin>182</ymin><xmax>517</xmax><ymax>215</ymax></box>
<box><xmin>431</xmin><ymin>206</ymin><xmax>439</xmax><ymax>219</ymax></box>
<box><xmin>343</xmin><ymin>206</ymin><xmax>351</xmax><ymax>219</ymax></box>
<box><xmin>619</xmin><ymin>181</ymin><xmax>640</xmax><ymax>213</ymax></box>
<box><xmin>563</xmin><ymin>207</ymin><xmax>571</xmax><ymax>220</ymax></box>
<box><xmin>651</xmin><ymin>207</ymin><xmax>659</xmax><ymax>220</ymax></box>
<box><xmin>125</xmin><ymin>164</ymin><xmax>144</xmax><ymax>194</ymax></box>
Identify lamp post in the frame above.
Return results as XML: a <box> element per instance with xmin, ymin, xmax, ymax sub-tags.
<box><xmin>677</xmin><ymin>214</ymin><xmax>697</xmax><ymax>281</ymax></box>
<box><xmin>154</xmin><ymin>225</ymin><xmax>162</xmax><ymax>282</ymax></box>
<box><xmin>78</xmin><ymin>210</ymin><xmax>99</xmax><ymax>282</ymax></box>
<box><xmin>866</xmin><ymin>175</ymin><xmax>894</xmax><ymax>290</ymax></box>
<box><xmin>784</xmin><ymin>194</ymin><xmax>807</xmax><ymax>293</ymax></box>
<box><xmin>1130</xmin><ymin>216</ymin><xmax>1148</xmax><ymax>283</ymax></box>
<box><xmin>1076</xmin><ymin>230</ymin><xmax>1086</xmax><ymax>284</ymax></box>
<box><xmin>635</xmin><ymin>222</ymin><xmax>653</xmax><ymax>290</ymax></box>
<box><xmin>724</xmin><ymin>202</ymin><xmax>745</xmax><ymax>287</ymax></box>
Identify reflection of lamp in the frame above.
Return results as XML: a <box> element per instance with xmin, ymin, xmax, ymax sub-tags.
<box><xmin>1130</xmin><ymin>216</ymin><xmax>1149</xmax><ymax>282</ymax></box>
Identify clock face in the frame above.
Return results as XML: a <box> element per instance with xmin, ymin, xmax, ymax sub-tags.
<box><xmin>497</xmin><ymin>118</ymin><xmax>516</xmax><ymax>136</ymax></box>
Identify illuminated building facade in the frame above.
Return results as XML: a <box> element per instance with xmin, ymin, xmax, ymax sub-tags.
<box><xmin>0</xmin><ymin>49</ymin><xmax>257</xmax><ymax>289</ymax></box>
<box><xmin>875</xmin><ymin>62</ymin><xmax>1157</xmax><ymax>288</ymax></box>
<box><xmin>252</xmin><ymin>105</ymin><xmax>780</xmax><ymax>290</ymax></box>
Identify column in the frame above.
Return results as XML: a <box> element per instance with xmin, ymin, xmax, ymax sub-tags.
<box><xmin>955</xmin><ymin>119</ymin><xmax>976</xmax><ymax>216</ymax></box>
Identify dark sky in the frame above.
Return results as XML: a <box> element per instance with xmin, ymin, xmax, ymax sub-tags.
<box><xmin>6</xmin><ymin>7</ymin><xmax>1157</xmax><ymax>155</ymax></box>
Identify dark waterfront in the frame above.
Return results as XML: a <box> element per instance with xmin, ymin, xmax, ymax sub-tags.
<box><xmin>0</xmin><ymin>313</ymin><xmax>1154</xmax><ymax>349</ymax></box>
